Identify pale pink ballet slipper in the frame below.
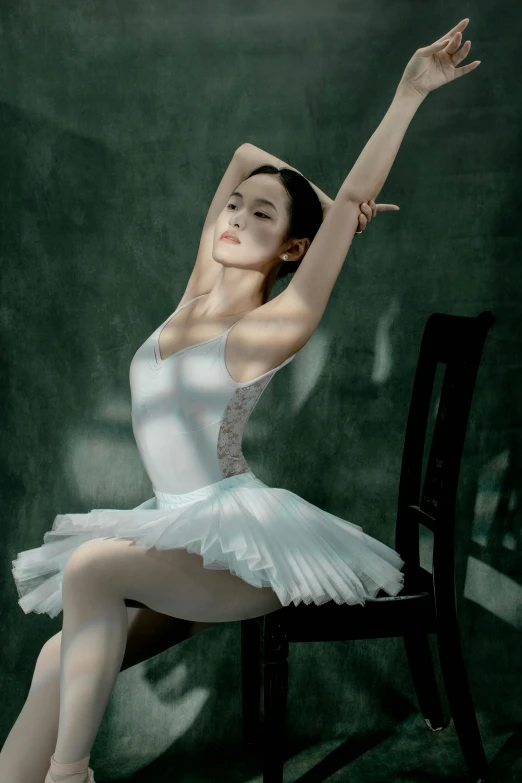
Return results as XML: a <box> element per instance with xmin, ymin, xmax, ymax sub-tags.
<box><xmin>44</xmin><ymin>753</ymin><xmax>95</xmax><ymax>783</ymax></box>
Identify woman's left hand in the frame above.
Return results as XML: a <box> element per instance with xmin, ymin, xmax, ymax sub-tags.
<box><xmin>356</xmin><ymin>200</ymin><xmax>400</xmax><ymax>234</ymax></box>
<box><xmin>399</xmin><ymin>17</ymin><xmax>480</xmax><ymax>99</ymax></box>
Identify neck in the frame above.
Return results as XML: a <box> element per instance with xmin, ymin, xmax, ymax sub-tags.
<box><xmin>264</xmin><ymin>263</ymin><xmax>281</xmax><ymax>301</ymax></box>
<box><xmin>200</xmin><ymin>264</ymin><xmax>279</xmax><ymax>317</ymax></box>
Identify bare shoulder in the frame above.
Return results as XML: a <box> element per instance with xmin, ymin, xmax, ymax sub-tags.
<box><xmin>225</xmin><ymin>287</ymin><xmax>321</xmax><ymax>384</ymax></box>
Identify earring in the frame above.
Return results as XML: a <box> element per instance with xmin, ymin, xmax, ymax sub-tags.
<box><xmin>281</xmin><ymin>254</ymin><xmax>288</xmax><ymax>261</ymax></box>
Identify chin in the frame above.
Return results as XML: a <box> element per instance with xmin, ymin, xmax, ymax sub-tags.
<box><xmin>213</xmin><ymin>245</ymin><xmax>237</xmax><ymax>261</ymax></box>
<box><xmin>214</xmin><ymin>241</ymin><xmax>246</xmax><ymax>259</ymax></box>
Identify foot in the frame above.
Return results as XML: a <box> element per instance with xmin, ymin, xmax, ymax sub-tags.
<box><xmin>45</xmin><ymin>754</ymin><xmax>93</xmax><ymax>782</ymax></box>
<box><xmin>49</xmin><ymin>774</ymin><xmax>88</xmax><ymax>783</ymax></box>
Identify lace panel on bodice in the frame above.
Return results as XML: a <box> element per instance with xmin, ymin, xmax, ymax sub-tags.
<box><xmin>217</xmin><ymin>374</ymin><xmax>273</xmax><ymax>478</ymax></box>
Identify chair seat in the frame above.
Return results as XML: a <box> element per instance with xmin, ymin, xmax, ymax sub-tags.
<box><xmin>251</xmin><ymin>567</ymin><xmax>436</xmax><ymax>641</ymax></box>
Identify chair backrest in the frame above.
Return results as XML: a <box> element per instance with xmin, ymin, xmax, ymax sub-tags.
<box><xmin>395</xmin><ymin>311</ymin><xmax>495</xmax><ymax>599</ymax></box>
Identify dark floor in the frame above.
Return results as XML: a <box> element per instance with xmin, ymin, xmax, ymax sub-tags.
<box><xmin>91</xmin><ymin>708</ymin><xmax>520</xmax><ymax>782</ymax></box>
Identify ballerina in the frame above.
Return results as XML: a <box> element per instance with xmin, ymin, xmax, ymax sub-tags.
<box><xmin>1</xmin><ymin>17</ymin><xmax>479</xmax><ymax>783</ymax></box>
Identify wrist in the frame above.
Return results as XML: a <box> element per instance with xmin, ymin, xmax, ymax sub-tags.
<box><xmin>395</xmin><ymin>80</ymin><xmax>428</xmax><ymax>105</ymax></box>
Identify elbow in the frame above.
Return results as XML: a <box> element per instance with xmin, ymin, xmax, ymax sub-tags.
<box><xmin>235</xmin><ymin>142</ymin><xmax>255</xmax><ymax>157</ymax></box>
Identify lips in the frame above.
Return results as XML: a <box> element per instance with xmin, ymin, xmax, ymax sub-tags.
<box><xmin>221</xmin><ymin>232</ymin><xmax>240</xmax><ymax>243</ymax></box>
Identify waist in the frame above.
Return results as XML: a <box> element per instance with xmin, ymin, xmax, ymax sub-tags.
<box><xmin>153</xmin><ymin>470</ymin><xmax>267</xmax><ymax>509</ymax></box>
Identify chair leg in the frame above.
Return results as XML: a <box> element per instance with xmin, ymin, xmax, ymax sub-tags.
<box><xmin>437</xmin><ymin>620</ymin><xmax>491</xmax><ymax>782</ymax></box>
<box><xmin>241</xmin><ymin>620</ymin><xmax>262</xmax><ymax>750</ymax></box>
<box><xmin>403</xmin><ymin>633</ymin><xmax>448</xmax><ymax>730</ymax></box>
<box><xmin>261</xmin><ymin>619</ymin><xmax>289</xmax><ymax>783</ymax></box>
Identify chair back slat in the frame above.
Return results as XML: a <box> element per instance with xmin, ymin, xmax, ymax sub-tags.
<box><xmin>406</xmin><ymin>505</ymin><xmax>436</xmax><ymax>533</ymax></box>
<box><xmin>396</xmin><ymin>311</ymin><xmax>495</xmax><ymax>592</ymax></box>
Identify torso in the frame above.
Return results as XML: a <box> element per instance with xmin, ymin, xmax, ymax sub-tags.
<box><xmin>158</xmin><ymin>293</ymin><xmax>293</xmax><ymax>385</ymax></box>
<box><xmin>130</xmin><ymin>292</ymin><xmax>298</xmax><ymax>495</ymax></box>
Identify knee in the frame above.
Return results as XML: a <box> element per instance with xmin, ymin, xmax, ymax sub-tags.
<box><xmin>63</xmin><ymin>539</ymin><xmax>109</xmax><ymax>584</ymax></box>
<box><xmin>62</xmin><ymin>538</ymin><xmax>127</xmax><ymax>604</ymax></box>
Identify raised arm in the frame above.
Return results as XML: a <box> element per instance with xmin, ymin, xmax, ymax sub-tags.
<box><xmin>282</xmin><ymin>82</ymin><xmax>424</xmax><ymax>325</ymax></box>
<box><xmin>229</xmin><ymin>17</ymin><xmax>479</xmax><ymax>372</ymax></box>
<box><xmin>282</xmin><ymin>17</ymin><xmax>478</xmax><ymax>329</ymax></box>
<box><xmin>181</xmin><ymin>147</ymin><xmax>254</xmax><ymax>303</ymax></box>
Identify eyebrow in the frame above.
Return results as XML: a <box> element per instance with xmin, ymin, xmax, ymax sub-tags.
<box><xmin>229</xmin><ymin>190</ymin><xmax>278</xmax><ymax>213</ymax></box>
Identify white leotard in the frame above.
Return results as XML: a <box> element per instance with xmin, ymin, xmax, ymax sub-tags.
<box><xmin>129</xmin><ymin>295</ymin><xmax>296</xmax><ymax>495</ymax></box>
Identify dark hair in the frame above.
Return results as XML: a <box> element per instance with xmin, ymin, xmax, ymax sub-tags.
<box><xmin>244</xmin><ymin>164</ymin><xmax>323</xmax><ymax>281</ymax></box>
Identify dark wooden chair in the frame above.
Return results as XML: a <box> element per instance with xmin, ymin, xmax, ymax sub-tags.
<box><xmin>241</xmin><ymin>310</ymin><xmax>495</xmax><ymax>783</ymax></box>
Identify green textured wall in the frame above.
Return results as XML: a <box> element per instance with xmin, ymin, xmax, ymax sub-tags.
<box><xmin>1</xmin><ymin>1</ymin><xmax>520</xmax><ymax>780</ymax></box>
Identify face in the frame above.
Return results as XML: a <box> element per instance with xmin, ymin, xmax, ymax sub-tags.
<box><xmin>213</xmin><ymin>174</ymin><xmax>294</xmax><ymax>271</ymax></box>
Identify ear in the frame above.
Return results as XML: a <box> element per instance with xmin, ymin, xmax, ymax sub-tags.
<box><xmin>286</xmin><ymin>238</ymin><xmax>310</xmax><ymax>261</ymax></box>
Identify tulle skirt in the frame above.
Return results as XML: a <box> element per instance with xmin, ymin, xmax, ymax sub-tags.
<box><xmin>11</xmin><ymin>471</ymin><xmax>405</xmax><ymax>618</ymax></box>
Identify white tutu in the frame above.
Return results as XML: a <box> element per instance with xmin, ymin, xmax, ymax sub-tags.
<box><xmin>12</xmin><ymin>471</ymin><xmax>405</xmax><ymax>618</ymax></box>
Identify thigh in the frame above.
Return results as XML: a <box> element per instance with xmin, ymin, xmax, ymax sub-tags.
<box><xmin>66</xmin><ymin>536</ymin><xmax>284</xmax><ymax>623</ymax></box>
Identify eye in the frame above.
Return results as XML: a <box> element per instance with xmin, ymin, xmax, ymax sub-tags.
<box><xmin>227</xmin><ymin>204</ymin><xmax>269</xmax><ymax>219</ymax></box>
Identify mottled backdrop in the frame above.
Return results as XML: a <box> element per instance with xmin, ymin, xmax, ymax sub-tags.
<box><xmin>1</xmin><ymin>0</ymin><xmax>520</xmax><ymax>780</ymax></box>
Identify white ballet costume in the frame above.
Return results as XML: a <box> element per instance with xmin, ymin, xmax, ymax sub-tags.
<box><xmin>12</xmin><ymin>295</ymin><xmax>405</xmax><ymax>618</ymax></box>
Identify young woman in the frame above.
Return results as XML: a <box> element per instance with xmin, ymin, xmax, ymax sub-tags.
<box><xmin>2</xmin><ymin>18</ymin><xmax>479</xmax><ymax>783</ymax></box>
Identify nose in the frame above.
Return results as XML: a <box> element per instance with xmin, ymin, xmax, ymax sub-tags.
<box><xmin>229</xmin><ymin>209</ymin><xmax>243</xmax><ymax>229</ymax></box>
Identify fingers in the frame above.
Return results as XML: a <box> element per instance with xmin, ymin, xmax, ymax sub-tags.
<box><xmin>358</xmin><ymin>201</ymin><xmax>375</xmax><ymax>229</ymax></box>
<box><xmin>445</xmin><ymin>30</ymin><xmax>464</xmax><ymax>55</ymax></box>
<box><xmin>453</xmin><ymin>38</ymin><xmax>472</xmax><ymax>64</ymax></box>
<box><xmin>359</xmin><ymin>200</ymin><xmax>401</xmax><ymax>218</ymax></box>
<box><xmin>445</xmin><ymin>29</ymin><xmax>473</xmax><ymax>58</ymax></box>
<box><xmin>455</xmin><ymin>59</ymin><xmax>481</xmax><ymax>77</ymax></box>
<box><xmin>357</xmin><ymin>200</ymin><xmax>400</xmax><ymax>233</ymax></box>
<box><xmin>437</xmin><ymin>17</ymin><xmax>468</xmax><ymax>44</ymax></box>
<box><xmin>372</xmin><ymin>202</ymin><xmax>400</xmax><ymax>212</ymax></box>
<box><xmin>445</xmin><ymin>30</ymin><xmax>480</xmax><ymax>74</ymax></box>
<box><xmin>424</xmin><ymin>18</ymin><xmax>469</xmax><ymax>54</ymax></box>
<box><xmin>362</xmin><ymin>200</ymin><xmax>378</xmax><ymax>219</ymax></box>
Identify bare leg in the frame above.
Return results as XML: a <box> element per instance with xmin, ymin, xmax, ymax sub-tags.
<box><xmin>40</xmin><ymin>534</ymin><xmax>280</xmax><ymax>782</ymax></box>
<box><xmin>0</xmin><ymin>605</ymin><xmax>214</xmax><ymax>783</ymax></box>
